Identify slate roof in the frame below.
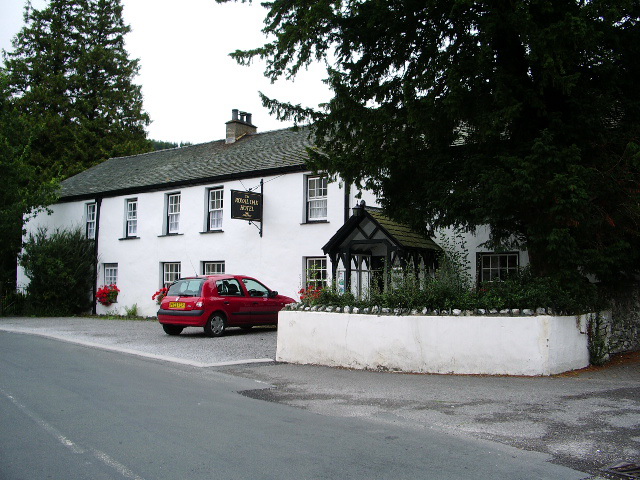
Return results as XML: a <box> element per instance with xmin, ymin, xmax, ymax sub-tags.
<box><xmin>323</xmin><ymin>206</ymin><xmax>441</xmax><ymax>253</ymax></box>
<box><xmin>367</xmin><ymin>209</ymin><xmax>441</xmax><ymax>251</ymax></box>
<box><xmin>59</xmin><ymin>127</ymin><xmax>314</xmax><ymax>201</ymax></box>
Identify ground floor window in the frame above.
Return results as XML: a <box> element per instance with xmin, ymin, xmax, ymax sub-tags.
<box><xmin>478</xmin><ymin>252</ymin><xmax>519</xmax><ymax>282</ymax></box>
<box><xmin>103</xmin><ymin>263</ymin><xmax>118</xmax><ymax>285</ymax></box>
<box><xmin>162</xmin><ymin>262</ymin><xmax>181</xmax><ymax>287</ymax></box>
<box><xmin>203</xmin><ymin>261</ymin><xmax>225</xmax><ymax>275</ymax></box>
<box><xmin>305</xmin><ymin>257</ymin><xmax>327</xmax><ymax>289</ymax></box>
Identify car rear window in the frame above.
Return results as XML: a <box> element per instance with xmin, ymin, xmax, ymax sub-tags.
<box><xmin>167</xmin><ymin>279</ymin><xmax>204</xmax><ymax>297</ymax></box>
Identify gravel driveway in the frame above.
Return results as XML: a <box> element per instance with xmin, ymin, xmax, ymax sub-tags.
<box><xmin>0</xmin><ymin>317</ymin><xmax>277</xmax><ymax>367</ymax></box>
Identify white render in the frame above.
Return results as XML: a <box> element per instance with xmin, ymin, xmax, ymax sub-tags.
<box><xmin>276</xmin><ymin>310</ymin><xmax>591</xmax><ymax>376</ymax></box>
<box><xmin>17</xmin><ymin>171</ymin><xmax>380</xmax><ymax>317</ymax></box>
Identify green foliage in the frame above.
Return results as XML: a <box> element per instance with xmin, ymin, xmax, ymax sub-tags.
<box><xmin>475</xmin><ymin>267</ymin><xmax>602</xmax><ymax>313</ymax></box>
<box><xmin>223</xmin><ymin>0</ymin><xmax>640</xmax><ymax>286</ymax></box>
<box><xmin>588</xmin><ymin>312</ymin><xmax>609</xmax><ymax>366</ymax></box>
<box><xmin>124</xmin><ymin>304</ymin><xmax>138</xmax><ymax>318</ymax></box>
<box><xmin>0</xmin><ymin>289</ymin><xmax>27</xmax><ymax>316</ymax></box>
<box><xmin>301</xmin><ymin>266</ymin><xmax>601</xmax><ymax>315</ymax></box>
<box><xmin>0</xmin><ymin>71</ymin><xmax>58</xmax><ymax>288</ymax></box>
<box><xmin>3</xmin><ymin>0</ymin><xmax>151</xmax><ymax>180</ymax></box>
<box><xmin>150</xmin><ymin>140</ymin><xmax>193</xmax><ymax>151</ymax></box>
<box><xmin>19</xmin><ymin>227</ymin><xmax>95</xmax><ymax>315</ymax></box>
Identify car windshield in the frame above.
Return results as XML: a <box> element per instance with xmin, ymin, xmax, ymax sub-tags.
<box><xmin>167</xmin><ymin>279</ymin><xmax>204</xmax><ymax>297</ymax></box>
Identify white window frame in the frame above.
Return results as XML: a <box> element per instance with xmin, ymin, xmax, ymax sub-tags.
<box><xmin>104</xmin><ymin>263</ymin><xmax>118</xmax><ymax>285</ymax></box>
<box><xmin>167</xmin><ymin>193</ymin><xmax>180</xmax><ymax>234</ymax></box>
<box><xmin>126</xmin><ymin>198</ymin><xmax>138</xmax><ymax>237</ymax></box>
<box><xmin>162</xmin><ymin>262</ymin><xmax>181</xmax><ymax>287</ymax></box>
<box><xmin>203</xmin><ymin>261</ymin><xmax>225</xmax><ymax>275</ymax></box>
<box><xmin>478</xmin><ymin>253</ymin><xmax>519</xmax><ymax>283</ymax></box>
<box><xmin>306</xmin><ymin>176</ymin><xmax>328</xmax><ymax>222</ymax></box>
<box><xmin>86</xmin><ymin>202</ymin><xmax>96</xmax><ymax>239</ymax></box>
<box><xmin>305</xmin><ymin>257</ymin><xmax>327</xmax><ymax>289</ymax></box>
<box><xmin>208</xmin><ymin>187</ymin><xmax>223</xmax><ymax>231</ymax></box>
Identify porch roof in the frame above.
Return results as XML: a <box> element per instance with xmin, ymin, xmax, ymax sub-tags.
<box><xmin>322</xmin><ymin>205</ymin><xmax>441</xmax><ymax>254</ymax></box>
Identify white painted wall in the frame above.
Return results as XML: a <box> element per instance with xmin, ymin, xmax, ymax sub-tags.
<box><xmin>18</xmin><ymin>172</ymin><xmax>379</xmax><ymax>317</ymax></box>
<box><xmin>276</xmin><ymin>311</ymin><xmax>591</xmax><ymax>376</ymax></box>
<box><xmin>17</xmin><ymin>170</ymin><xmax>530</xmax><ymax>318</ymax></box>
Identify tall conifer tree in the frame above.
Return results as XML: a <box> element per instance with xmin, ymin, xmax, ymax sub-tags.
<box><xmin>224</xmin><ymin>0</ymin><xmax>640</xmax><ymax>285</ymax></box>
<box><xmin>3</xmin><ymin>0</ymin><xmax>151</xmax><ymax>179</ymax></box>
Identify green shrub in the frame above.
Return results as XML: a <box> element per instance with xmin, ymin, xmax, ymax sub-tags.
<box><xmin>124</xmin><ymin>304</ymin><xmax>138</xmax><ymax>318</ymax></box>
<box><xmin>19</xmin><ymin>226</ymin><xmax>95</xmax><ymax>315</ymax></box>
<box><xmin>1</xmin><ymin>288</ymin><xmax>27</xmax><ymax>315</ymax></box>
<box><xmin>301</xmin><ymin>265</ymin><xmax>603</xmax><ymax>315</ymax></box>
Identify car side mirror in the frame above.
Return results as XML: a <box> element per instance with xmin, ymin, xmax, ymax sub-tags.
<box><xmin>268</xmin><ymin>290</ymin><xmax>278</xmax><ymax>298</ymax></box>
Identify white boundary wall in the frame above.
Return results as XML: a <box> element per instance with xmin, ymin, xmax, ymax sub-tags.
<box><xmin>276</xmin><ymin>311</ymin><xmax>591</xmax><ymax>376</ymax></box>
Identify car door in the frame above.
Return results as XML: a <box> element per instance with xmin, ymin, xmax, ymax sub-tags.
<box><xmin>241</xmin><ymin>278</ymin><xmax>281</xmax><ymax>324</ymax></box>
<box><xmin>214</xmin><ymin>278</ymin><xmax>252</xmax><ymax>325</ymax></box>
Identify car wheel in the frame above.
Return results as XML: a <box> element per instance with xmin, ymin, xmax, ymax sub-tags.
<box><xmin>162</xmin><ymin>324</ymin><xmax>183</xmax><ymax>336</ymax></box>
<box><xmin>204</xmin><ymin>314</ymin><xmax>226</xmax><ymax>337</ymax></box>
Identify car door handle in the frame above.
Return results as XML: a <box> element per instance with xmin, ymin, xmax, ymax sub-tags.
<box><xmin>224</xmin><ymin>301</ymin><xmax>230</xmax><ymax>305</ymax></box>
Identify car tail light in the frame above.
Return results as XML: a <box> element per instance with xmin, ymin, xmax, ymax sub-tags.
<box><xmin>195</xmin><ymin>298</ymin><xmax>204</xmax><ymax>308</ymax></box>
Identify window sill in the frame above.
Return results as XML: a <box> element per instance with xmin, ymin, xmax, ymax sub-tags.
<box><xmin>119</xmin><ymin>236</ymin><xmax>140</xmax><ymax>241</ymax></box>
<box><xmin>158</xmin><ymin>233</ymin><xmax>184</xmax><ymax>237</ymax></box>
<box><xmin>301</xmin><ymin>220</ymin><xmax>329</xmax><ymax>225</ymax></box>
<box><xmin>200</xmin><ymin>230</ymin><xmax>224</xmax><ymax>234</ymax></box>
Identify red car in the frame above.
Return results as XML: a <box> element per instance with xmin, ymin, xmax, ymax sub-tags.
<box><xmin>157</xmin><ymin>274</ymin><xmax>295</xmax><ymax>337</ymax></box>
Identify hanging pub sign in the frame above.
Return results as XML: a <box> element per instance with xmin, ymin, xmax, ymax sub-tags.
<box><xmin>231</xmin><ymin>189</ymin><xmax>263</xmax><ymax>222</ymax></box>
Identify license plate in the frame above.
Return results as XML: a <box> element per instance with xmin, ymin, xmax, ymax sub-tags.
<box><xmin>169</xmin><ymin>302</ymin><xmax>186</xmax><ymax>309</ymax></box>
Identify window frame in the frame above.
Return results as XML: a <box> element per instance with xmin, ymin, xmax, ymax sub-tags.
<box><xmin>305</xmin><ymin>175</ymin><xmax>328</xmax><ymax>222</ymax></box>
<box><xmin>162</xmin><ymin>262</ymin><xmax>181</xmax><ymax>288</ymax></box>
<box><xmin>86</xmin><ymin>202</ymin><xmax>96</xmax><ymax>239</ymax></box>
<box><xmin>202</xmin><ymin>261</ymin><xmax>225</xmax><ymax>275</ymax></box>
<box><xmin>166</xmin><ymin>193</ymin><xmax>181</xmax><ymax>234</ymax></box>
<box><xmin>305</xmin><ymin>257</ymin><xmax>328</xmax><ymax>289</ymax></box>
<box><xmin>477</xmin><ymin>252</ymin><xmax>519</xmax><ymax>283</ymax></box>
<box><xmin>103</xmin><ymin>263</ymin><xmax>118</xmax><ymax>286</ymax></box>
<box><xmin>207</xmin><ymin>187</ymin><xmax>224</xmax><ymax>231</ymax></box>
<box><xmin>125</xmin><ymin>198</ymin><xmax>138</xmax><ymax>238</ymax></box>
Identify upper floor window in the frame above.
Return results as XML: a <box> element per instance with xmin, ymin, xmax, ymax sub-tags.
<box><xmin>208</xmin><ymin>187</ymin><xmax>223</xmax><ymax>231</ymax></box>
<box><xmin>306</xmin><ymin>176</ymin><xmax>327</xmax><ymax>222</ymax></box>
<box><xmin>478</xmin><ymin>253</ymin><xmax>519</xmax><ymax>283</ymax></box>
<box><xmin>86</xmin><ymin>202</ymin><xmax>96</xmax><ymax>239</ymax></box>
<box><xmin>203</xmin><ymin>261</ymin><xmax>225</xmax><ymax>275</ymax></box>
<box><xmin>167</xmin><ymin>193</ymin><xmax>180</xmax><ymax>234</ymax></box>
<box><xmin>305</xmin><ymin>257</ymin><xmax>327</xmax><ymax>289</ymax></box>
<box><xmin>163</xmin><ymin>262</ymin><xmax>181</xmax><ymax>287</ymax></box>
<box><xmin>104</xmin><ymin>263</ymin><xmax>118</xmax><ymax>285</ymax></box>
<box><xmin>126</xmin><ymin>198</ymin><xmax>138</xmax><ymax>237</ymax></box>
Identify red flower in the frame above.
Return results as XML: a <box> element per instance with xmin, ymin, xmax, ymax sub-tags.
<box><xmin>96</xmin><ymin>284</ymin><xmax>119</xmax><ymax>306</ymax></box>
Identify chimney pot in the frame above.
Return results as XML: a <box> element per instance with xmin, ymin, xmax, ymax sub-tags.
<box><xmin>226</xmin><ymin>108</ymin><xmax>257</xmax><ymax>144</ymax></box>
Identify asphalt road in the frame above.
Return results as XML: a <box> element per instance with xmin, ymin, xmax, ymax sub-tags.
<box><xmin>1</xmin><ymin>317</ymin><xmax>638</xmax><ymax>479</ymax></box>
<box><xmin>0</xmin><ymin>331</ymin><xmax>588</xmax><ymax>480</ymax></box>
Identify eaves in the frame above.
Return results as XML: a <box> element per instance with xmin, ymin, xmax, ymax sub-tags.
<box><xmin>57</xmin><ymin>163</ymin><xmax>309</xmax><ymax>203</ymax></box>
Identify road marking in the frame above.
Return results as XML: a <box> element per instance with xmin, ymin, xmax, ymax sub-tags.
<box><xmin>0</xmin><ymin>387</ymin><xmax>147</xmax><ymax>480</ymax></box>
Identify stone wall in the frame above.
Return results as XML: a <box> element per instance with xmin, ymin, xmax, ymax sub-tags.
<box><xmin>609</xmin><ymin>285</ymin><xmax>640</xmax><ymax>353</ymax></box>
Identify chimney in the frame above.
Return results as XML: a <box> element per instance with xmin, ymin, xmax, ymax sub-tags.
<box><xmin>225</xmin><ymin>109</ymin><xmax>257</xmax><ymax>144</ymax></box>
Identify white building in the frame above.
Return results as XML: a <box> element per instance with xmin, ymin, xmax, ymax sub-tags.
<box><xmin>17</xmin><ymin>110</ymin><xmax>528</xmax><ymax>317</ymax></box>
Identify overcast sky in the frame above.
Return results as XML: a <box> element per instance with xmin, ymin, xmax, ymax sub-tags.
<box><xmin>0</xmin><ymin>0</ymin><xmax>331</xmax><ymax>144</ymax></box>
